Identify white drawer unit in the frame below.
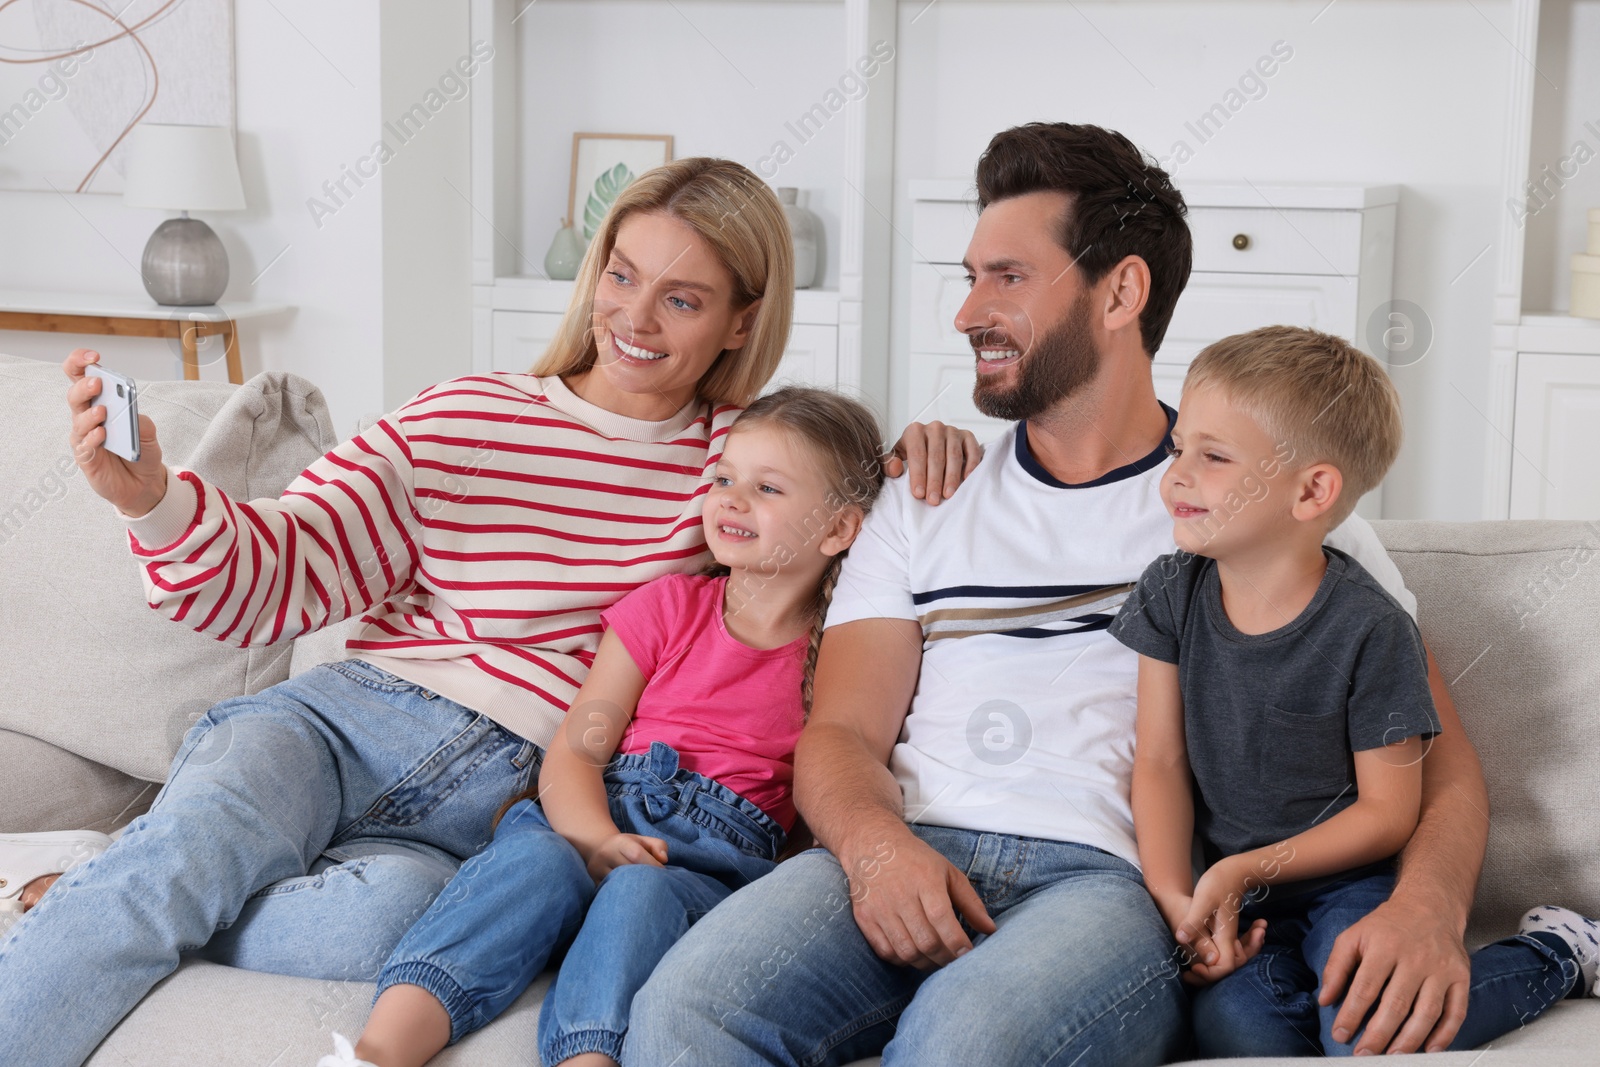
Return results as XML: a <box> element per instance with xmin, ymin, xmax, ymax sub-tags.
<box><xmin>1509</xmin><ymin>317</ymin><xmax>1600</xmax><ymax>520</ymax></box>
<box><xmin>489</xmin><ymin>309</ymin><xmax>562</xmax><ymax>374</ymax></box>
<box><xmin>905</xmin><ymin>180</ymin><xmax>1398</xmax><ymax>517</ymax></box>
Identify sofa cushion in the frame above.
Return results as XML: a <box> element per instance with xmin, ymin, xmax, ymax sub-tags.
<box><xmin>0</xmin><ymin>353</ymin><xmax>336</xmax><ymax>782</ymax></box>
<box><xmin>0</xmin><ymin>728</ymin><xmax>155</xmax><ymax>833</ymax></box>
<box><xmin>84</xmin><ymin>960</ymin><xmax>552</xmax><ymax>1067</ymax></box>
<box><xmin>1372</xmin><ymin>520</ymin><xmax>1600</xmax><ymax>948</ymax></box>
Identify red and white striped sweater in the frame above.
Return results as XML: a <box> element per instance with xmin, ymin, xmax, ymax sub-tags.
<box><xmin>122</xmin><ymin>373</ymin><xmax>742</xmax><ymax>747</ymax></box>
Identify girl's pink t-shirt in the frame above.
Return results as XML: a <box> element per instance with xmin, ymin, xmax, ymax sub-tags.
<box><xmin>602</xmin><ymin>573</ymin><xmax>808</xmax><ymax>832</ymax></box>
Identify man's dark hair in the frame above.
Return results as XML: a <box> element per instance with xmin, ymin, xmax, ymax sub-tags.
<box><xmin>975</xmin><ymin>122</ymin><xmax>1191</xmax><ymax>357</ymax></box>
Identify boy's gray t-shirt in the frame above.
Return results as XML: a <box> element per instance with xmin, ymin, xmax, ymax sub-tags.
<box><xmin>1109</xmin><ymin>545</ymin><xmax>1439</xmax><ymax>867</ymax></box>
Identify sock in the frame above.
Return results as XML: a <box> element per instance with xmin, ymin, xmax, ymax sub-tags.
<box><xmin>1520</xmin><ymin>905</ymin><xmax>1600</xmax><ymax>996</ymax></box>
<box><xmin>316</xmin><ymin>1033</ymin><xmax>378</xmax><ymax>1067</ymax></box>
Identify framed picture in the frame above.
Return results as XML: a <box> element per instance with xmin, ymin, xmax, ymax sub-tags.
<box><xmin>569</xmin><ymin>133</ymin><xmax>674</xmax><ymax>240</ymax></box>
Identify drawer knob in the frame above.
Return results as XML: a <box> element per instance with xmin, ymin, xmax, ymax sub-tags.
<box><xmin>1232</xmin><ymin>233</ymin><xmax>1251</xmax><ymax>251</ymax></box>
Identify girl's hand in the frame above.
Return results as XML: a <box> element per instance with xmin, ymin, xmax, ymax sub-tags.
<box><xmin>885</xmin><ymin>421</ymin><xmax>982</xmax><ymax>505</ymax></box>
<box><xmin>64</xmin><ymin>348</ymin><xmax>169</xmax><ymax>517</ymax></box>
<box><xmin>585</xmin><ymin>832</ymin><xmax>668</xmax><ymax>883</ymax></box>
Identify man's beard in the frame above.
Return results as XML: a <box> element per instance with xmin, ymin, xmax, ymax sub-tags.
<box><xmin>972</xmin><ymin>293</ymin><xmax>1101</xmax><ymax>422</ymax></box>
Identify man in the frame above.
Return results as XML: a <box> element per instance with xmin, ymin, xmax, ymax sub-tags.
<box><xmin>624</xmin><ymin>122</ymin><xmax>1487</xmax><ymax>1065</ymax></box>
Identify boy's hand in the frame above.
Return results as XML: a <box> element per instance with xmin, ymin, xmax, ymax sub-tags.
<box><xmin>585</xmin><ymin>832</ymin><xmax>668</xmax><ymax>883</ymax></box>
<box><xmin>1176</xmin><ymin>856</ymin><xmax>1255</xmax><ymax>978</ymax></box>
<box><xmin>1154</xmin><ymin>885</ymin><xmax>1268</xmax><ymax>987</ymax></box>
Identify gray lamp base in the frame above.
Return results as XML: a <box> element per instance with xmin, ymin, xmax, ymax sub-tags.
<box><xmin>141</xmin><ymin>216</ymin><xmax>229</xmax><ymax>306</ymax></box>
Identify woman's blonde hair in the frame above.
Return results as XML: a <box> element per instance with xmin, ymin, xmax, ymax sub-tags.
<box><xmin>531</xmin><ymin>157</ymin><xmax>795</xmax><ymax>408</ymax></box>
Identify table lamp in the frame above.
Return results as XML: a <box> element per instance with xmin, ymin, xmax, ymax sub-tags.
<box><xmin>123</xmin><ymin>123</ymin><xmax>247</xmax><ymax>307</ymax></box>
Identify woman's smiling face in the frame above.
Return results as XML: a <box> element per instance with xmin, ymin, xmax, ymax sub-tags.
<box><xmin>575</xmin><ymin>211</ymin><xmax>758</xmax><ymax>421</ymax></box>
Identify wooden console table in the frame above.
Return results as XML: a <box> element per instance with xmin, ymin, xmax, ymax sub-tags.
<box><xmin>0</xmin><ymin>290</ymin><xmax>290</xmax><ymax>385</ymax></box>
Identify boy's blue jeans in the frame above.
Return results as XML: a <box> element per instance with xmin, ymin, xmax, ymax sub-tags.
<box><xmin>0</xmin><ymin>658</ymin><xmax>543</xmax><ymax>1067</ymax></box>
<box><xmin>374</xmin><ymin>739</ymin><xmax>785</xmax><ymax>1065</ymax></box>
<box><xmin>1192</xmin><ymin>866</ymin><xmax>1580</xmax><ymax>1056</ymax></box>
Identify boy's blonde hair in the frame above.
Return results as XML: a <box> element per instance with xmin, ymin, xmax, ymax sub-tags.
<box><xmin>532</xmin><ymin>157</ymin><xmax>795</xmax><ymax>408</ymax></box>
<box><xmin>1183</xmin><ymin>325</ymin><xmax>1402</xmax><ymax>527</ymax></box>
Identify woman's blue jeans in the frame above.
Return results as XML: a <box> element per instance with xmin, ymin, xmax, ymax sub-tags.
<box><xmin>1191</xmin><ymin>867</ymin><xmax>1580</xmax><ymax>1056</ymax></box>
<box><xmin>374</xmin><ymin>739</ymin><xmax>785</xmax><ymax>1065</ymax></box>
<box><xmin>0</xmin><ymin>658</ymin><xmax>542</xmax><ymax>1067</ymax></box>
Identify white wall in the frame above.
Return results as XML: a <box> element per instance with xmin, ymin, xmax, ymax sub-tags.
<box><xmin>890</xmin><ymin>0</ymin><xmax>1516</xmax><ymax>522</ymax></box>
<box><xmin>515</xmin><ymin>0</ymin><xmax>848</xmax><ymax>289</ymax></box>
<box><xmin>0</xmin><ymin>1</ymin><xmax>384</xmax><ymax>437</ymax></box>
<box><xmin>0</xmin><ymin>0</ymin><xmax>476</xmax><ymax>439</ymax></box>
<box><xmin>379</xmin><ymin>1</ymin><xmax>475</xmax><ymax>412</ymax></box>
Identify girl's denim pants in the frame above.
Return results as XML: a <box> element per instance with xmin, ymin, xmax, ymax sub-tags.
<box><xmin>374</xmin><ymin>738</ymin><xmax>785</xmax><ymax>1065</ymax></box>
<box><xmin>0</xmin><ymin>658</ymin><xmax>542</xmax><ymax>1067</ymax></box>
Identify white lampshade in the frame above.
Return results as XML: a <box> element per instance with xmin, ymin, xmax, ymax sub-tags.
<box><xmin>123</xmin><ymin>123</ymin><xmax>246</xmax><ymax>212</ymax></box>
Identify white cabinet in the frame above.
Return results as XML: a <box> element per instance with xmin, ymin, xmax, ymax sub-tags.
<box><xmin>906</xmin><ymin>180</ymin><xmax>1397</xmax><ymax>517</ymax></box>
<box><xmin>489</xmin><ymin>310</ymin><xmax>561</xmax><ymax>374</ymax></box>
<box><xmin>765</xmin><ymin>324</ymin><xmax>840</xmax><ymax>394</ymax></box>
<box><xmin>1509</xmin><ymin>317</ymin><xmax>1600</xmax><ymax>519</ymax></box>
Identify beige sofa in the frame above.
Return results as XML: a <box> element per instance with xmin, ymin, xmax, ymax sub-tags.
<box><xmin>2</xmin><ymin>351</ymin><xmax>1597</xmax><ymax>1066</ymax></box>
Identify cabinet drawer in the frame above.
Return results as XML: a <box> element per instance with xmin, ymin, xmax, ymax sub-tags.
<box><xmin>910</xmin><ymin>262</ymin><xmax>975</xmax><ymax>355</ymax></box>
<box><xmin>1510</xmin><ymin>352</ymin><xmax>1600</xmax><ymax>519</ymax></box>
<box><xmin>766</xmin><ymin>324</ymin><xmax>838</xmax><ymax>392</ymax></box>
<box><xmin>905</xmin><ymin>351</ymin><xmax>1009</xmax><ymax>442</ymax></box>
<box><xmin>1159</xmin><ymin>273</ymin><xmax>1358</xmax><ymax>366</ymax></box>
<box><xmin>910</xmin><ymin>199</ymin><xmax>1361</xmax><ymax>278</ymax></box>
<box><xmin>491</xmin><ymin>310</ymin><xmax>563</xmax><ymax>374</ymax></box>
<box><xmin>1188</xmin><ymin>207</ymin><xmax>1361</xmax><ymax>276</ymax></box>
<box><xmin>910</xmin><ymin>199</ymin><xmax>980</xmax><ymax>265</ymax></box>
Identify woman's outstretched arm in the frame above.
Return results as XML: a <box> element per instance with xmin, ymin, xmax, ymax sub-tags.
<box><xmin>65</xmin><ymin>347</ymin><xmax>423</xmax><ymax>646</ymax></box>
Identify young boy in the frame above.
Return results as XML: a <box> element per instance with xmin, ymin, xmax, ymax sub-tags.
<box><xmin>1110</xmin><ymin>325</ymin><xmax>1600</xmax><ymax>1056</ymax></box>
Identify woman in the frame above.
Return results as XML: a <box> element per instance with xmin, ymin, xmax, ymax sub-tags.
<box><xmin>0</xmin><ymin>158</ymin><xmax>977</xmax><ymax>1067</ymax></box>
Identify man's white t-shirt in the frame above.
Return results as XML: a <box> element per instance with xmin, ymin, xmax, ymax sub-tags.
<box><xmin>825</xmin><ymin>403</ymin><xmax>1417</xmax><ymax>870</ymax></box>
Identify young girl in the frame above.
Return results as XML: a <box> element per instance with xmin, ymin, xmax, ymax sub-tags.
<box><xmin>318</xmin><ymin>386</ymin><xmax>887</xmax><ymax>1067</ymax></box>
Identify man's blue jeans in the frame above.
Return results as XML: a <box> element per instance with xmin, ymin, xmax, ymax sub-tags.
<box><xmin>1191</xmin><ymin>867</ymin><xmax>1579</xmax><ymax>1056</ymax></box>
<box><xmin>0</xmin><ymin>658</ymin><xmax>542</xmax><ymax>1067</ymax></box>
<box><xmin>375</xmin><ymin>740</ymin><xmax>784</xmax><ymax>1065</ymax></box>
<box><xmin>624</xmin><ymin>824</ymin><xmax>1188</xmax><ymax>1067</ymax></box>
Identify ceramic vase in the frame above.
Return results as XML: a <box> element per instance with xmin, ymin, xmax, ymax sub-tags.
<box><xmin>544</xmin><ymin>221</ymin><xmax>585</xmax><ymax>282</ymax></box>
<box><xmin>778</xmin><ymin>188</ymin><xmax>819</xmax><ymax>289</ymax></box>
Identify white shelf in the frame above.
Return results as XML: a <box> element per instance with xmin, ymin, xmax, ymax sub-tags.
<box><xmin>1518</xmin><ymin>313</ymin><xmax>1600</xmax><ymax>356</ymax></box>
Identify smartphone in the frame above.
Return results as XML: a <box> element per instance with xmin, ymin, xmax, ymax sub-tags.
<box><xmin>85</xmin><ymin>364</ymin><xmax>140</xmax><ymax>463</ymax></box>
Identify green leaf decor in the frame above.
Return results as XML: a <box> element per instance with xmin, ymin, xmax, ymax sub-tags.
<box><xmin>584</xmin><ymin>162</ymin><xmax>635</xmax><ymax>240</ymax></box>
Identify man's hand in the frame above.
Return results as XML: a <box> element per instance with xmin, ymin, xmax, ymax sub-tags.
<box><xmin>1319</xmin><ymin>893</ymin><xmax>1471</xmax><ymax>1054</ymax></box>
<box><xmin>584</xmin><ymin>832</ymin><xmax>668</xmax><ymax>883</ymax></box>
<box><xmin>883</xmin><ymin>420</ymin><xmax>982</xmax><ymax>505</ymax></box>
<box><xmin>843</xmin><ymin>831</ymin><xmax>996</xmax><ymax>971</ymax></box>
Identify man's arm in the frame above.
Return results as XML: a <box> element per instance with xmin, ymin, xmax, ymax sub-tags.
<box><xmin>1320</xmin><ymin>645</ymin><xmax>1488</xmax><ymax>1054</ymax></box>
<box><xmin>795</xmin><ymin>618</ymin><xmax>997</xmax><ymax>971</ymax></box>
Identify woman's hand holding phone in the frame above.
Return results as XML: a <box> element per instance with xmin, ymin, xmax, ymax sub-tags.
<box><xmin>64</xmin><ymin>348</ymin><xmax>168</xmax><ymax>518</ymax></box>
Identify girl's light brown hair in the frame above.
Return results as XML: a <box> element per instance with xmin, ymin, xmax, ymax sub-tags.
<box><xmin>1183</xmin><ymin>325</ymin><xmax>1403</xmax><ymax>527</ymax></box>
<box><xmin>713</xmin><ymin>386</ymin><xmax>888</xmax><ymax>716</ymax></box>
<box><xmin>531</xmin><ymin>157</ymin><xmax>795</xmax><ymax>408</ymax></box>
